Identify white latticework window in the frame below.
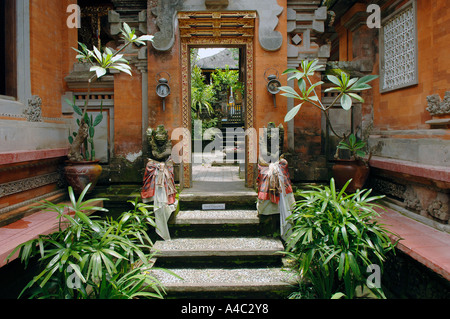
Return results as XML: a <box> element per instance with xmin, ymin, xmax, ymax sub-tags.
<box><xmin>380</xmin><ymin>0</ymin><xmax>417</xmax><ymax>92</ymax></box>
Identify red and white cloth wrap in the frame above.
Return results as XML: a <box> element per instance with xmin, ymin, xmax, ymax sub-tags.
<box><xmin>256</xmin><ymin>160</ymin><xmax>295</xmax><ymax>239</ymax></box>
<box><xmin>141</xmin><ymin>158</ymin><xmax>177</xmax><ymax>241</ymax></box>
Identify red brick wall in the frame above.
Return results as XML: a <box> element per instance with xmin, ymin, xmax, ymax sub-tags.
<box><xmin>29</xmin><ymin>0</ymin><xmax>77</xmax><ymax>119</ymax></box>
<box><xmin>113</xmin><ymin>69</ymin><xmax>143</xmax><ymax>156</ymax></box>
<box><xmin>147</xmin><ymin>34</ymin><xmax>182</xmax><ymax>136</ymax></box>
<box><xmin>372</xmin><ymin>0</ymin><xmax>450</xmax><ymax>130</ymax></box>
<box><xmin>254</xmin><ymin>0</ymin><xmax>288</xmax><ymax>140</ymax></box>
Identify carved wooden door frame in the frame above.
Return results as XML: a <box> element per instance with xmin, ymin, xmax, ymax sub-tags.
<box><xmin>179</xmin><ymin>12</ymin><xmax>255</xmax><ymax>188</ymax></box>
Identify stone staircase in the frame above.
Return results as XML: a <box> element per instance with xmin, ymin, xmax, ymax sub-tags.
<box><xmin>149</xmin><ymin>192</ymin><xmax>298</xmax><ymax>299</ymax></box>
<box><xmin>217</xmin><ymin>123</ymin><xmax>246</xmax><ymax>164</ymax></box>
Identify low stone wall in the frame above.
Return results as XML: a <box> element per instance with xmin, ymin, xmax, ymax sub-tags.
<box><xmin>367</xmin><ymin>156</ymin><xmax>450</xmax><ymax>229</ymax></box>
<box><xmin>365</xmin><ymin>129</ymin><xmax>450</xmax><ymax>229</ymax></box>
<box><xmin>0</xmin><ymin>148</ymin><xmax>68</xmax><ymax>227</ymax></box>
<box><xmin>383</xmin><ymin>250</ymin><xmax>450</xmax><ymax>299</ymax></box>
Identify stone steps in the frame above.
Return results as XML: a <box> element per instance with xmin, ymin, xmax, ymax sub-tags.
<box><xmin>174</xmin><ymin>210</ymin><xmax>259</xmax><ymax>225</ymax></box>
<box><xmin>153</xmin><ymin>237</ymin><xmax>283</xmax><ymax>257</ymax></box>
<box><xmin>148</xmin><ymin>182</ymin><xmax>297</xmax><ymax>299</ymax></box>
<box><xmin>169</xmin><ymin>210</ymin><xmax>261</xmax><ymax>237</ymax></box>
<box><xmin>152</xmin><ymin>237</ymin><xmax>284</xmax><ymax>267</ymax></box>
<box><xmin>149</xmin><ymin>267</ymin><xmax>296</xmax><ymax>299</ymax></box>
<box><xmin>178</xmin><ymin>184</ymin><xmax>257</xmax><ymax>210</ymax></box>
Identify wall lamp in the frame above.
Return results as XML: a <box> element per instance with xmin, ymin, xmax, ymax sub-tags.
<box><xmin>265</xmin><ymin>68</ymin><xmax>281</xmax><ymax>108</ymax></box>
<box><xmin>156</xmin><ymin>72</ymin><xmax>171</xmax><ymax>111</ymax></box>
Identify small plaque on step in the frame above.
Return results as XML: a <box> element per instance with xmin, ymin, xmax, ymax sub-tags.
<box><xmin>202</xmin><ymin>203</ymin><xmax>226</xmax><ymax>210</ymax></box>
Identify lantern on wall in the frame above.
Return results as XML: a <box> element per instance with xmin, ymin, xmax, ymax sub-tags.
<box><xmin>156</xmin><ymin>72</ymin><xmax>171</xmax><ymax>111</ymax></box>
<box><xmin>265</xmin><ymin>69</ymin><xmax>281</xmax><ymax>108</ymax></box>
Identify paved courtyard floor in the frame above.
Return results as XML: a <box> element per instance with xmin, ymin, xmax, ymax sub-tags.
<box><xmin>192</xmin><ymin>151</ymin><xmax>243</xmax><ymax>181</ymax></box>
<box><xmin>184</xmin><ymin>151</ymin><xmax>253</xmax><ymax>196</ymax></box>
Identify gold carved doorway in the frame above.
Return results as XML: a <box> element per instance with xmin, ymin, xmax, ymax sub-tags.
<box><xmin>179</xmin><ymin>11</ymin><xmax>256</xmax><ymax>188</ymax></box>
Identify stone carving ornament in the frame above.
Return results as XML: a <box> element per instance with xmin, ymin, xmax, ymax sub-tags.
<box><xmin>371</xmin><ymin>177</ymin><xmax>406</xmax><ymax>201</ymax></box>
<box><xmin>259</xmin><ymin>122</ymin><xmax>285</xmax><ymax>164</ymax></box>
<box><xmin>0</xmin><ymin>172</ymin><xmax>59</xmax><ymax>198</ymax></box>
<box><xmin>23</xmin><ymin>95</ymin><xmax>42</xmax><ymax>122</ymax></box>
<box><xmin>150</xmin><ymin>0</ymin><xmax>283</xmax><ymax>51</ymax></box>
<box><xmin>147</xmin><ymin>124</ymin><xmax>173</xmax><ymax>162</ymax></box>
<box><xmin>426</xmin><ymin>92</ymin><xmax>450</xmax><ymax>116</ymax></box>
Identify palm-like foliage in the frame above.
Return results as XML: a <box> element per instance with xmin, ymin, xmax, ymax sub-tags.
<box><xmin>191</xmin><ymin>86</ymin><xmax>214</xmax><ymax>118</ymax></box>
<box><xmin>191</xmin><ymin>65</ymin><xmax>215</xmax><ymax>118</ymax></box>
<box><xmin>284</xmin><ymin>179</ymin><xmax>398</xmax><ymax>299</ymax></box>
<box><xmin>279</xmin><ymin>59</ymin><xmax>377</xmax><ymax>140</ymax></box>
<box><xmin>7</xmin><ymin>185</ymin><xmax>174</xmax><ymax>299</ymax></box>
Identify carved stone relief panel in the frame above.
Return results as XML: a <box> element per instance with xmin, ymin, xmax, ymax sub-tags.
<box><xmin>286</xmin><ymin>5</ymin><xmax>328</xmax><ymax>63</ymax></box>
<box><xmin>426</xmin><ymin>92</ymin><xmax>450</xmax><ymax>116</ymax></box>
<box><xmin>150</xmin><ymin>0</ymin><xmax>283</xmax><ymax>52</ymax></box>
<box><xmin>0</xmin><ymin>173</ymin><xmax>60</xmax><ymax>199</ymax></box>
<box><xmin>370</xmin><ymin>176</ymin><xmax>450</xmax><ymax>225</ymax></box>
<box><xmin>23</xmin><ymin>95</ymin><xmax>42</xmax><ymax>122</ymax></box>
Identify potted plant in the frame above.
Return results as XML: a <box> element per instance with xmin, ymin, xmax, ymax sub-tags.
<box><xmin>333</xmin><ymin>133</ymin><xmax>372</xmax><ymax>193</ymax></box>
<box><xmin>64</xmin><ymin>23</ymin><xmax>154</xmax><ymax>194</ymax></box>
<box><xmin>285</xmin><ymin>179</ymin><xmax>398</xmax><ymax>299</ymax></box>
<box><xmin>278</xmin><ymin>59</ymin><xmax>377</xmax><ymax>192</ymax></box>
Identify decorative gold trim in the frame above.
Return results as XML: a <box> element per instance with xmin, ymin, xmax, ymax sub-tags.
<box><xmin>179</xmin><ymin>12</ymin><xmax>255</xmax><ymax>188</ymax></box>
<box><xmin>179</xmin><ymin>11</ymin><xmax>256</xmax><ymax>38</ymax></box>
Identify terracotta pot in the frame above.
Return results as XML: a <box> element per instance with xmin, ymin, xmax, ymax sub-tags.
<box><xmin>64</xmin><ymin>160</ymin><xmax>102</xmax><ymax>195</ymax></box>
<box><xmin>332</xmin><ymin>159</ymin><xmax>370</xmax><ymax>193</ymax></box>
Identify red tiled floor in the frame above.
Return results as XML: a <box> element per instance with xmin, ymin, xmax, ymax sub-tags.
<box><xmin>377</xmin><ymin>207</ymin><xmax>450</xmax><ymax>281</ymax></box>
<box><xmin>0</xmin><ymin>210</ymin><xmax>60</xmax><ymax>267</ymax></box>
<box><xmin>0</xmin><ymin>200</ymin><xmax>102</xmax><ymax>268</ymax></box>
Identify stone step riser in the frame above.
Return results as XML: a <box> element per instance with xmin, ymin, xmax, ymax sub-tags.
<box><xmin>149</xmin><ymin>267</ymin><xmax>297</xmax><ymax>299</ymax></box>
<box><xmin>169</xmin><ymin>209</ymin><xmax>261</xmax><ymax>238</ymax></box>
<box><xmin>162</xmin><ymin>291</ymin><xmax>291</xmax><ymax>299</ymax></box>
<box><xmin>169</xmin><ymin>224</ymin><xmax>261</xmax><ymax>238</ymax></box>
<box><xmin>154</xmin><ymin>255</ymin><xmax>283</xmax><ymax>269</ymax></box>
<box><xmin>167</xmin><ymin>216</ymin><xmax>280</xmax><ymax>239</ymax></box>
<box><xmin>152</xmin><ymin>236</ymin><xmax>285</xmax><ymax>269</ymax></box>
<box><xmin>179</xmin><ymin>199</ymin><xmax>257</xmax><ymax>211</ymax></box>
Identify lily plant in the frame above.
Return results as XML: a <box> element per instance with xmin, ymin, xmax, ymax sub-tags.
<box><xmin>67</xmin><ymin>23</ymin><xmax>154</xmax><ymax>162</ymax></box>
<box><xmin>279</xmin><ymin>59</ymin><xmax>378</xmax><ymax>141</ymax></box>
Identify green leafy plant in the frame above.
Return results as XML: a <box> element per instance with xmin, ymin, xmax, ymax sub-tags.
<box><xmin>7</xmin><ymin>184</ymin><xmax>173</xmax><ymax>299</ymax></box>
<box><xmin>191</xmin><ymin>86</ymin><xmax>215</xmax><ymax>118</ymax></box>
<box><xmin>336</xmin><ymin>133</ymin><xmax>367</xmax><ymax>160</ymax></box>
<box><xmin>211</xmin><ymin>65</ymin><xmax>241</xmax><ymax>92</ymax></box>
<box><xmin>67</xmin><ymin>101</ymin><xmax>104</xmax><ymax>161</ymax></box>
<box><xmin>67</xmin><ymin>23</ymin><xmax>154</xmax><ymax>162</ymax></box>
<box><xmin>211</xmin><ymin>65</ymin><xmax>243</xmax><ymax>109</ymax></box>
<box><xmin>191</xmin><ymin>65</ymin><xmax>215</xmax><ymax>118</ymax></box>
<box><xmin>279</xmin><ymin>59</ymin><xmax>377</xmax><ymax>143</ymax></box>
<box><xmin>192</xmin><ymin>115</ymin><xmax>220</xmax><ymax>141</ymax></box>
<box><xmin>284</xmin><ymin>179</ymin><xmax>398</xmax><ymax>299</ymax></box>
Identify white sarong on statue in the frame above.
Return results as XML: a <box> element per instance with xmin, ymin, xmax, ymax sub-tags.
<box><xmin>257</xmin><ymin>162</ymin><xmax>295</xmax><ymax>240</ymax></box>
<box><xmin>142</xmin><ymin>161</ymin><xmax>177</xmax><ymax>241</ymax></box>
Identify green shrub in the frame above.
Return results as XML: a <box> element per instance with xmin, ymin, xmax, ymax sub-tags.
<box><xmin>8</xmin><ymin>185</ymin><xmax>175</xmax><ymax>299</ymax></box>
<box><xmin>284</xmin><ymin>179</ymin><xmax>398</xmax><ymax>299</ymax></box>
